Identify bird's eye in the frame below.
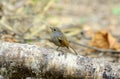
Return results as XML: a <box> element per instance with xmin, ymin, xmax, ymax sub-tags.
<box><xmin>53</xmin><ymin>29</ymin><xmax>56</xmax><ymax>31</ymax></box>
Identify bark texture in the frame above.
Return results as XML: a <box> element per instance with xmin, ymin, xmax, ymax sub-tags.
<box><xmin>0</xmin><ymin>42</ymin><xmax>119</xmax><ymax>79</ymax></box>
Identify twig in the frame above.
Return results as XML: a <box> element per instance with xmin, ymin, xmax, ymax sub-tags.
<box><xmin>40</xmin><ymin>0</ymin><xmax>54</xmax><ymax>18</ymax></box>
<box><xmin>71</xmin><ymin>41</ymin><xmax>120</xmax><ymax>54</ymax></box>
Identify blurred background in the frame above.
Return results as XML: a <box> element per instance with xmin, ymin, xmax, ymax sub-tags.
<box><xmin>0</xmin><ymin>0</ymin><xmax>120</xmax><ymax>62</ymax></box>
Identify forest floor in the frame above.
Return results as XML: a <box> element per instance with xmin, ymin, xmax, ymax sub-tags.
<box><xmin>0</xmin><ymin>0</ymin><xmax>120</xmax><ymax>63</ymax></box>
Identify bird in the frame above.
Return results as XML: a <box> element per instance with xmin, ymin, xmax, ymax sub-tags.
<box><xmin>49</xmin><ymin>27</ymin><xmax>78</xmax><ymax>55</ymax></box>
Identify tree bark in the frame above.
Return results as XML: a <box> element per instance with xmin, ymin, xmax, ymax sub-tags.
<box><xmin>0</xmin><ymin>42</ymin><xmax>119</xmax><ymax>79</ymax></box>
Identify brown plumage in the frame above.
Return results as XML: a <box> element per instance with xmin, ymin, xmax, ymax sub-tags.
<box><xmin>50</xmin><ymin>27</ymin><xmax>78</xmax><ymax>55</ymax></box>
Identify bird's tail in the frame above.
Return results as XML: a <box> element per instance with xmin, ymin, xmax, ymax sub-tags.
<box><xmin>69</xmin><ymin>45</ymin><xmax>78</xmax><ymax>55</ymax></box>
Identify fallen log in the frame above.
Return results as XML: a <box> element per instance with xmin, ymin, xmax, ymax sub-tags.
<box><xmin>0</xmin><ymin>42</ymin><xmax>119</xmax><ymax>79</ymax></box>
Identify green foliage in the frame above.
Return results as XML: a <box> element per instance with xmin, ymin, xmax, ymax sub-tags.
<box><xmin>32</xmin><ymin>0</ymin><xmax>40</xmax><ymax>3</ymax></box>
<box><xmin>54</xmin><ymin>0</ymin><xmax>59</xmax><ymax>3</ymax></box>
<box><xmin>79</xmin><ymin>18</ymin><xmax>85</xmax><ymax>24</ymax></box>
<box><xmin>112</xmin><ymin>7</ymin><xmax>120</xmax><ymax>15</ymax></box>
<box><xmin>56</xmin><ymin>6</ymin><xmax>63</xmax><ymax>11</ymax></box>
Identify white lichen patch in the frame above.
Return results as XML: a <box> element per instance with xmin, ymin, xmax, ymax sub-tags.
<box><xmin>47</xmin><ymin>51</ymin><xmax>78</xmax><ymax>76</ymax></box>
<box><xmin>0</xmin><ymin>42</ymin><xmax>43</xmax><ymax>70</ymax></box>
<box><xmin>22</xmin><ymin>46</ymin><xmax>43</xmax><ymax>70</ymax></box>
<box><xmin>63</xmin><ymin>54</ymin><xmax>78</xmax><ymax>76</ymax></box>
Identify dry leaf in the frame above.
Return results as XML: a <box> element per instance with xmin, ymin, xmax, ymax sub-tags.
<box><xmin>1</xmin><ymin>34</ymin><xmax>19</xmax><ymax>43</ymax></box>
<box><xmin>88</xmin><ymin>30</ymin><xmax>120</xmax><ymax>52</ymax></box>
<box><xmin>90</xmin><ymin>30</ymin><xmax>109</xmax><ymax>49</ymax></box>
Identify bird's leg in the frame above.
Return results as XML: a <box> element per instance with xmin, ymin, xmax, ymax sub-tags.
<box><xmin>56</xmin><ymin>46</ymin><xmax>65</xmax><ymax>55</ymax></box>
<box><xmin>56</xmin><ymin>46</ymin><xmax>60</xmax><ymax>50</ymax></box>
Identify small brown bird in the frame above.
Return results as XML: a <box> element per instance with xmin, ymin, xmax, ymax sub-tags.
<box><xmin>50</xmin><ymin>27</ymin><xmax>78</xmax><ymax>55</ymax></box>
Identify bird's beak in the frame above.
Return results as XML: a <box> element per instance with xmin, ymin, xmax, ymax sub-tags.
<box><xmin>49</xmin><ymin>27</ymin><xmax>53</xmax><ymax>32</ymax></box>
<box><xmin>50</xmin><ymin>27</ymin><xmax>53</xmax><ymax>30</ymax></box>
